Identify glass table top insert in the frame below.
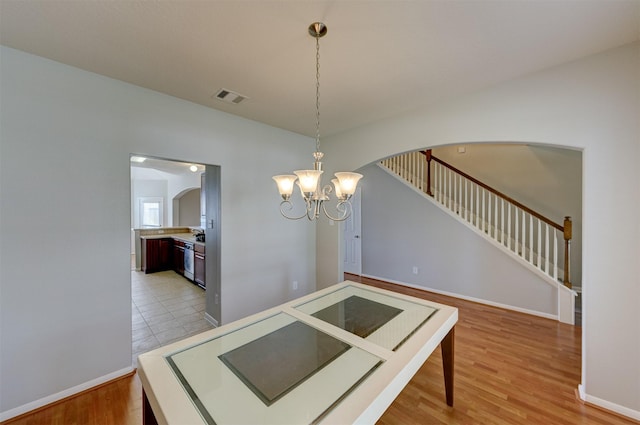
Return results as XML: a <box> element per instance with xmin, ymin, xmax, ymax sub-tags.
<box><xmin>295</xmin><ymin>284</ymin><xmax>438</xmax><ymax>351</ymax></box>
<box><xmin>164</xmin><ymin>284</ymin><xmax>438</xmax><ymax>424</ymax></box>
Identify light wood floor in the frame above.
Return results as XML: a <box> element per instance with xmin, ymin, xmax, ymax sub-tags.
<box><xmin>4</xmin><ymin>275</ymin><xmax>638</xmax><ymax>425</ymax></box>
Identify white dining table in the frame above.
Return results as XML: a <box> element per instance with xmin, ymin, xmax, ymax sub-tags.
<box><xmin>138</xmin><ymin>280</ymin><xmax>458</xmax><ymax>425</ymax></box>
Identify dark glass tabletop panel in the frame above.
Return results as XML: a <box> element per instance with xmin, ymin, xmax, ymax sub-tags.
<box><xmin>218</xmin><ymin>320</ymin><xmax>351</xmax><ymax>406</ymax></box>
<box><xmin>311</xmin><ymin>295</ymin><xmax>403</xmax><ymax>338</ymax></box>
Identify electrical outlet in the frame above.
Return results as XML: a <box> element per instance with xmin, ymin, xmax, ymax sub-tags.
<box><xmin>292</xmin><ymin>281</ymin><xmax>298</xmax><ymax>290</ymax></box>
<box><xmin>412</xmin><ymin>266</ymin><xmax>419</xmax><ymax>275</ymax></box>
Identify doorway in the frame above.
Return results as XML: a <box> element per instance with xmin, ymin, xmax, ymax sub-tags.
<box><xmin>130</xmin><ymin>155</ymin><xmax>221</xmax><ymax>365</ymax></box>
<box><xmin>342</xmin><ymin>187</ymin><xmax>362</xmax><ymax>275</ymax></box>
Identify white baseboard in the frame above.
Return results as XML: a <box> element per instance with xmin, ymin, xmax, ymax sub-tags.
<box><xmin>578</xmin><ymin>384</ymin><xmax>640</xmax><ymax>421</ymax></box>
<box><xmin>0</xmin><ymin>366</ymin><xmax>134</xmax><ymax>422</ymax></box>
<box><xmin>361</xmin><ymin>274</ymin><xmax>558</xmax><ymax>321</ymax></box>
<box><xmin>205</xmin><ymin>312</ymin><xmax>219</xmax><ymax>327</ymax></box>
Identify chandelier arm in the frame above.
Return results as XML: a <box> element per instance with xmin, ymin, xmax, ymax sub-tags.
<box><xmin>279</xmin><ymin>200</ymin><xmax>310</xmax><ymax>220</ymax></box>
<box><xmin>321</xmin><ymin>200</ymin><xmax>353</xmax><ymax>222</ymax></box>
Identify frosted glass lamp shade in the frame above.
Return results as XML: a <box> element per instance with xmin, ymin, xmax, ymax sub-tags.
<box><xmin>331</xmin><ymin>178</ymin><xmax>345</xmax><ymax>200</ymax></box>
<box><xmin>294</xmin><ymin>170</ymin><xmax>323</xmax><ymax>197</ymax></box>
<box><xmin>273</xmin><ymin>175</ymin><xmax>297</xmax><ymax>200</ymax></box>
<box><xmin>334</xmin><ymin>172</ymin><xmax>363</xmax><ymax>197</ymax></box>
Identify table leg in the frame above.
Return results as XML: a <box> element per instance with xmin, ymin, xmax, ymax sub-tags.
<box><xmin>441</xmin><ymin>326</ymin><xmax>455</xmax><ymax>407</ymax></box>
<box><xmin>143</xmin><ymin>389</ymin><xmax>159</xmax><ymax>425</ymax></box>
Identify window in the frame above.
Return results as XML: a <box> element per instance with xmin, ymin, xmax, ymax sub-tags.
<box><xmin>139</xmin><ymin>197</ymin><xmax>163</xmax><ymax>228</ymax></box>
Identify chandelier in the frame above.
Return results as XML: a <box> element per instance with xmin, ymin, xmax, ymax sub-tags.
<box><xmin>273</xmin><ymin>22</ymin><xmax>362</xmax><ymax>222</ymax></box>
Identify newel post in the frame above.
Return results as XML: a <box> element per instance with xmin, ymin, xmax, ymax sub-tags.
<box><xmin>424</xmin><ymin>149</ymin><xmax>433</xmax><ymax>197</ymax></box>
<box><xmin>563</xmin><ymin>216</ymin><xmax>572</xmax><ymax>289</ymax></box>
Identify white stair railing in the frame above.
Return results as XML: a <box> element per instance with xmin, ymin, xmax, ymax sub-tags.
<box><xmin>381</xmin><ymin>150</ymin><xmax>572</xmax><ymax>288</ymax></box>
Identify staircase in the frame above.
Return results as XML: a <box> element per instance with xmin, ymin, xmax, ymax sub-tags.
<box><xmin>379</xmin><ymin>150</ymin><xmax>578</xmax><ymax>324</ymax></box>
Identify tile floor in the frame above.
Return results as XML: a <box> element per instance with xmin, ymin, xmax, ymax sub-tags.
<box><xmin>131</xmin><ymin>269</ymin><xmax>214</xmax><ymax>366</ymax></box>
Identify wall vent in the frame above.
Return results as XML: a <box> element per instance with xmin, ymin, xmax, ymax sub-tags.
<box><xmin>213</xmin><ymin>89</ymin><xmax>248</xmax><ymax>104</ymax></box>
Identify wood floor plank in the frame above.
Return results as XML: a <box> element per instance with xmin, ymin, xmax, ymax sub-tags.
<box><xmin>351</xmin><ymin>274</ymin><xmax>638</xmax><ymax>425</ymax></box>
<box><xmin>2</xmin><ymin>274</ymin><xmax>638</xmax><ymax>424</ymax></box>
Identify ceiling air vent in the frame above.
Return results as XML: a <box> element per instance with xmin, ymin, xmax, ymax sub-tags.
<box><xmin>213</xmin><ymin>89</ymin><xmax>248</xmax><ymax>104</ymax></box>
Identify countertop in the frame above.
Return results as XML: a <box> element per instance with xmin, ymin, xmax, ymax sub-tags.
<box><xmin>140</xmin><ymin>232</ymin><xmax>204</xmax><ymax>246</ymax></box>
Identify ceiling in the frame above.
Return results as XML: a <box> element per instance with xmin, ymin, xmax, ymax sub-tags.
<box><xmin>130</xmin><ymin>156</ymin><xmax>204</xmax><ymax>175</ymax></box>
<box><xmin>1</xmin><ymin>1</ymin><xmax>638</xmax><ymax>139</ymax></box>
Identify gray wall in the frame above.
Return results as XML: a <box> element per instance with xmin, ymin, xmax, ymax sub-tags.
<box><xmin>360</xmin><ymin>163</ymin><xmax>556</xmax><ymax>316</ymax></box>
<box><xmin>177</xmin><ymin>188</ymin><xmax>200</xmax><ymax>226</ymax></box>
<box><xmin>0</xmin><ymin>46</ymin><xmax>315</xmax><ymax>417</ymax></box>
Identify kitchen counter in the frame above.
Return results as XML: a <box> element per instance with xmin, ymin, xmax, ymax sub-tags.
<box><xmin>133</xmin><ymin>227</ymin><xmax>204</xmax><ymax>272</ymax></box>
<box><xmin>140</xmin><ymin>232</ymin><xmax>204</xmax><ymax>247</ymax></box>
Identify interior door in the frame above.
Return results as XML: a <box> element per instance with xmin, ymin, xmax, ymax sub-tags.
<box><xmin>343</xmin><ymin>188</ymin><xmax>362</xmax><ymax>275</ymax></box>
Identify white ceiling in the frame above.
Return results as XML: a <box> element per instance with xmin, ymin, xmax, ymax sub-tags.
<box><xmin>130</xmin><ymin>156</ymin><xmax>204</xmax><ymax>175</ymax></box>
<box><xmin>1</xmin><ymin>1</ymin><xmax>638</xmax><ymax>139</ymax></box>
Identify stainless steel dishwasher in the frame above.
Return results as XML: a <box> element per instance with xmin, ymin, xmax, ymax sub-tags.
<box><xmin>183</xmin><ymin>242</ymin><xmax>195</xmax><ymax>281</ymax></box>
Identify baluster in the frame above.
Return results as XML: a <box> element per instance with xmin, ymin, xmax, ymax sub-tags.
<box><xmin>514</xmin><ymin>206</ymin><xmax>519</xmax><ymax>255</ymax></box>
<box><xmin>500</xmin><ymin>199</ymin><xmax>505</xmax><ymax>244</ymax></box>
<box><xmin>481</xmin><ymin>189</ymin><xmax>486</xmax><ymax>232</ymax></box>
<box><xmin>487</xmin><ymin>192</ymin><xmax>492</xmax><ymax>235</ymax></box>
<box><xmin>443</xmin><ymin>167</ymin><xmax>448</xmax><ymax>206</ymax></box>
<box><xmin>537</xmin><ymin>218</ymin><xmax>542</xmax><ymax>269</ymax></box>
<box><xmin>410</xmin><ymin>152</ymin><xmax>415</xmax><ymax>186</ymax></box>
<box><xmin>528</xmin><ymin>213</ymin><xmax>534</xmax><ymax>264</ymax></box>
<box><xmin>438</xmin><ymin>163</ymin><xmax>443</xmax><ymax>203</ymax></box>
<box><xmin>553</xmin><ymin>230</ymin><xmax>558</xmax><ymax>281</ymax></box>
<box><xmin>464</xmin><ymin>179</ymin><xmax>469</xmax><ymax>221</ymax></box>
<box><xmin>425</xmin><ymin>150</ymin><xmax>433</xmax><ymax>196</ymax></box>
<box><xmin>402</xmin><ymin>154</ymin><xmax>407</xmax><ymax>180</ymax></box>
<box><xmin>521</xmin><ymin>210</ymin><xmax>526</xmax><ymax>259</ymax></box>
<box><xmin>453</xmin><ymin>173</ymin><xmax>457</xmax><ymax>213</ymax></box>
<box><xmin>456</xmin><ymin>173</ymin><xmax>459</xmax><ymax>213</ymax></box>
<box><xmin>412</xmin><ymin>152</ymin><xmax>416</xmax><ymax>186</ymax></box>
<box><xmin>451</xmin><ymin>169</ymin><xmax>455</xmax><ymax>211</ymax></box>
<box><xmin>418</xmin><ymin>152</ymin><xmax>423</xmax><ymax>192</ymax></box>
<box><xmin>506</xmin><ymin>203</ymin><xmax>511</xmax><ymax>249</ymax></box>
<box><xmin>544</xmin><ymin>224</ymin><xmax>549</xmax><ymax>274</ymax></box>
<box><xmin>476</xmin><ymin>185</ymin><xmax>480</xmax><ymax>228</ymax></box>
<box><xmin>442</xmin><ymin>167</ymin><xmax>446</xmax><ymax>205</ymax></box>
<box><xmin>469</xmin><ymin>182</ymin><xmax>476</xmax><ymax>225</ymax></box>
<box><xmin>493</xmin><ymin>196</ymin><xmax>498</xmax><ymax>240</ymax></box>
<box><xmin>448</xmin><ymin>168</ymin><xmax>452</xmax><ymax>210</ymax></box>
<box><xmin>460</xmin><ymin>175</ymin><xmax>463</xmax><ymax>215</ymax></box>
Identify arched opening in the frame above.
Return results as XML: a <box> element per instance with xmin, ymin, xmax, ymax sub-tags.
<box><xmin>345</xmin><ymin>142</ymin><xmax>582</xmax><ymax>323</ymax></box>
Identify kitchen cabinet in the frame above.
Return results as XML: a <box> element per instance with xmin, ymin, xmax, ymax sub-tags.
<box><xmin>173</xmin><ymin>239</ymin><xmax>185</xmax><ymax>275</ymax></box>
<box><xmin>194</xmin><ymin>243</ymin><xmax>205</xmax><ymax>288</ymax></box>
<box><xmin>141</xmin><ymin>238</ymin><xmax>173</xmax><ymax>274</ymax></box>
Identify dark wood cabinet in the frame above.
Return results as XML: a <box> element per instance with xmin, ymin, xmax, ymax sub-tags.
<box><xmin>141</xmin><ymin>238</ymin><xmax>173</xmax><ymax>274</ymax></box>
<box><xmin>173</xmin><ymin>240</ymin><xmax>185</xmax><ymax>275</ymax></box>
<box><xmin>194</xmin><ymin>243</ymin><xmax>205</xmax><ymax>288</ymax></box>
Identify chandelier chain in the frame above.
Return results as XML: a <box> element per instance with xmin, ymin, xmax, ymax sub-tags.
<box><xmin>315</xmin><ymin>34</ymin><xmax>321</xmax><ymax>153</ymax></box>
<box><xmin>272</xmin><ymin>22</ymin><xmax>362</xmax><ymax>222</ymax></box>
